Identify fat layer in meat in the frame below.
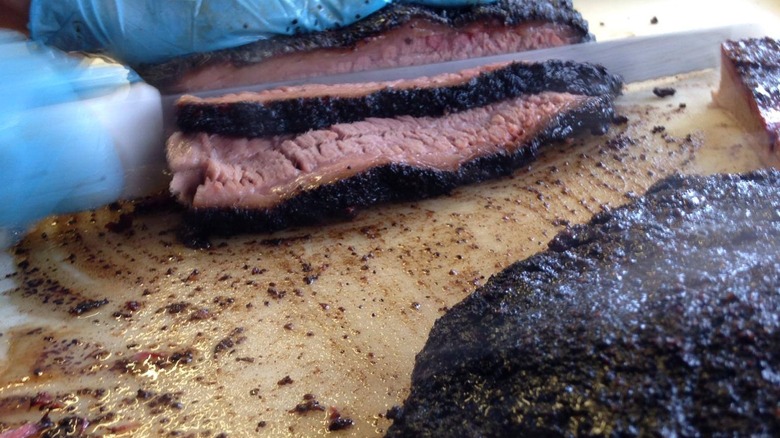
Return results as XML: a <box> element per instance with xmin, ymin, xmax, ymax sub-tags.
<box><xmin>139</xmin><ymin>0</ymin><xmax>592</xmax><ymax>93</ymax></box>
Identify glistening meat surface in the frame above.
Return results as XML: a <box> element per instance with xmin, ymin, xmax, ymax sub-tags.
<box><xmin>138</xmin><ymin>0</ymin><xmax>592</xmax><ymax>93</ymax></box>
<box><xmin>387</xmin><ymin>169</ymin><xmax>780</xmax><ymax>437</ymax></box>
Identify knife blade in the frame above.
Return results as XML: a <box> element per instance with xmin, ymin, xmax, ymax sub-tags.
<box><xmin>158</xmin><ymin>23</ymin><xmax>767</xmax><ymax>134</ymax></box>
<box><xmin>163</xmin><ymin>23</ymin><xmax>766</xmax><ymax>101</ymax></box>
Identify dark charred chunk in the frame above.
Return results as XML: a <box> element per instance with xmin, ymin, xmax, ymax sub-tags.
<box><xmin>722</xmin><ymin>37</ymin><xmax>780</xmax><ymax>128</ymax></box>
<box><xmin>178</xmin><ymin>96</ymin><xmax>617</xmax><ymax>246</ymax></box>
<box><xmin>104</xmin><ymin>212</ymin><xmax>134</xmax><ymax>233</ymax></box>
<box><xmin>290</xmin><ymin>394</ymin><xmax>326</xmax><ymax>414</ymax></box>
<box><xmin>652</xmin><ymin>86</ymin><xmax>676</xmax><ymax>97</ymax></box>
<box><xmin>328</xmin><ymin>417</ymin><xmax>354</xmax><ymax>431</ymax></box>
<box><xmin>213</xmin><ymin>327</ymin><xmax>246</xmax><ymax>358</ymax></box>
<box><xmin>165</xmin><ymin>302</ymin><xmax>189</xmax><ymax>314</ymax></box>
<box><xmin>177</xmin><ymin>60</ymin><xmax>622</xmax><ymax>137</ymax></box>
<box><xmin>387</xmin><ymin>169</ymin><xmax>780</xmax><ymax>437</ymax></box>
<box><xmin>722</xmin><ymin>37</ymin><xmax>780</xmax><ymax>72</ymax></box>
<box><xmin>213</xmin><ymin>338</ymin><xmax>234</xmax><ymax>357</ymax></box>
<box><xmin>68</xmin><ymin>299</ymin><xmax>109</xmax><ymax>316</ymax></box>
<box><xmin>39</xmin><ymin>415</ymin><xmax>89</xmax><ymax>438</ymax></box>
<box><xmin>138</xmin><ymin>0</ymin><xmax>592</xmax><ymax>90</ymax></box>
<box><xmin>169</xmin><ymin>349</ymin><xmax>194</xmax><ymax>365</ymax></box>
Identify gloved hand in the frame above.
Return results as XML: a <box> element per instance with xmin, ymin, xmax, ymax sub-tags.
<box><xmin>0</xmin><ymin>30</ymin><xmax>163</xmax><ymax>248</ymax></box>
<box><xmin>30</xmin><ymin>0</ymin><xmax>498</xmax><ymax>65</ymax></box>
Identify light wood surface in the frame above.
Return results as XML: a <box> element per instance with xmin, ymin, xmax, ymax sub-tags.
<box><xmin>576</xmin><ymin>0</ymin><xmax>780</xmax><ymax>40</ymax></box>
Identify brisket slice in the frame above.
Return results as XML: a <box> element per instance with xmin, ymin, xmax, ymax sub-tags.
<box><xmin>386</xmin><ymin>170</ymin><xmax>780</xmax><ymax>437</ymax></box>
<box><xmin>177</xmin><ymin>60</ymin><xmax>622</xmax><ymax>137</ymax></box>
<box><xmin>169</xmin><ymin>92</ymin><xmax>615</xmax><ymax>243</ymax></box>
<box><xmin>713</xmin><ymin>37</ymin><xmax>780</xmax><ymax>168</ymax></box>
<box><xmin>138</xmin><ymin>0</ymin><xmax>592</xmax><ymax>93</ymax></box>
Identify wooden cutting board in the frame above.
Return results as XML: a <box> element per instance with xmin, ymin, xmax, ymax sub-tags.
<box><xmin>0</xmin><ymin>64</ymin><xmax>770</xmax><ymax>436</ymax></box>
<box><xmin>575</xmin><ymin>0</ymin><xmax>780</xmax><ymax>41</ymax></box>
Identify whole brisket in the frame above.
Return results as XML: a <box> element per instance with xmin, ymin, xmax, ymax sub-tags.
<box><xmin>386</xmin><ymin>169</ymin><xmax>780</xmax><ymax>437</ymax></box>
<box><xmin>713</xmin><ymin>37</ymin><xmax>780</xmax><ymax>168</ymax></box>
<box><xmin>167</xmin><ymin>60</ymin><xmax>622</xmax><ymax>243</ymax></box>
<box><xmin>139</xmin><ymin>0</ymin><xmax>592</xmax><ymax>93</ymax></box>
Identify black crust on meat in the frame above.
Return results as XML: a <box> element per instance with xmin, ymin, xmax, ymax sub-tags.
<box><xmin>177</xmin><ymin>60</ymin><xmax>622</xmax><ymax>137</ymax></box>
<box><xmin>178</xmin><ymin>95</ymin><xmax>615</xmax><ymax>247</ymax></box>
<box><xmin>723</xmin><ymin>37</ymin><xmax>780</xmax><ymax>124</ymax></box>
<box><xmin>386</xmin><ymin>169</ymin><xmax>780</xmax><ymax>437</ymax></box>
<box><xmin>138</xmin><ymin>0</ymin><xmax>592</xmax><ymax>89</ymax></box>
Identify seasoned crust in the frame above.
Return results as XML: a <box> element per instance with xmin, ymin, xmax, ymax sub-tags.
<box><xmin>714</xmin><ymin>37</ymin><xmax>780</xmax><ymax>167</ymax></box>
<box><xmin>177</xmin><ymin>95</ymin><xmax>615</xmax><ymax>247</ymax></box>
<box><xmin>387</xmin><ymin>169</ymin><xmax>780</xmax><ymax>437</ymax></box>
<box><xmin>138</xmin><ymin>0</ymin><xmax>592</xmax><ymax>90</ymax></box>
<box><xmin>176</xmin><ymin>60</ymin><xmax>622</xmax><ymax>137</ymax></box>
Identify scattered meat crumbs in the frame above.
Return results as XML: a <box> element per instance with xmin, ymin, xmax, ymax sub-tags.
<box><xmin>653</xmin><ymin>87</ymin><xmax>676</xmax><ymax>97</ymax></box>
<box><xmin>290</xmin><ymin>394</ymin><xmax>325</xmax><ymax>414</ymax></box>
<box><xmin>329</xmin><ymin>417</ymin><xmax>355</xmax><ymax>431</ymax></box>
<box><xmin>277</xmin><ymin>375</ymin><xmax>294</xmax><ymax>386</ymax></box>
<box><xmin>68</xmin><ymin>299</ymin><xmax>109</xmax><ymax>316</ymax></box>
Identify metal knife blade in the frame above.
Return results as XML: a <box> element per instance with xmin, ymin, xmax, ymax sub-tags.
<box><xmin>159</xmin><ymin>23</ymin><xmax>767</xmax><ymax>132</ymax></box>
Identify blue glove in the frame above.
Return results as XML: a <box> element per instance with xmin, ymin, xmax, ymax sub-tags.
<box><xmin>30</xmin><ymin>0</ymin><xmax>498</xmax><ymax>65</ymax></box>
<box><xmin>0</xmin><ymin>30</ymin><xmax>138</xmax><ymax>248</ymax></box>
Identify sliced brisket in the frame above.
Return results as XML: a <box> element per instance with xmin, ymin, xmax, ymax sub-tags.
<box><xmin>138</xmin><ymin>0</ymin><xmax>592</xmax><ymax>93</ymax></box>
<box><xmin>713</xmin><ymin>37</ymin><xmax>780</xmax><ymax>167</ymax></box>
<box><xmin>386</xmin><ymin>169</ymin><xmax>780</xmax><ymax>437</ymax></box>
<box><xmin>168</xmin><ymin>58</ymin><xmax>622</xmax><ymax>243</ymax></box>
<box><xmin>170</xmin><ymin>92</ymin><xmax>616</xmax><ymax>243</ymax></box>
<box><xmin>177</xmin><ymin>60</ymin><xmax>622</xmax><ymax>137</ymax></box>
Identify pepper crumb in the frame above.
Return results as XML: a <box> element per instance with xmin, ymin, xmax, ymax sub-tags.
<box><xmin>328</xmin><ymin>417</ymin><xmax>354</xmax><ymax>431</ymax></box>
<box><xmin>69</xmin><ymin>299</ymin><xmax>109</xmax><ymax>315</ymax></box>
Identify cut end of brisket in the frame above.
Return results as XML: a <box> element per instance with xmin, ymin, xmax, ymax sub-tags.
<box><xmin>138</xmin><ymin>0</ymin><xmax>593</xmax><ymax>93</ymax></box>
<box><xmin>713</xmin><ymin>37</ymin><xmax>780</xmax><ymax>168</ymax></box>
